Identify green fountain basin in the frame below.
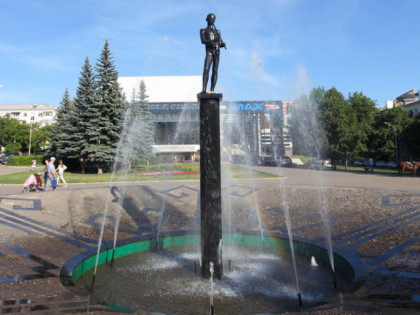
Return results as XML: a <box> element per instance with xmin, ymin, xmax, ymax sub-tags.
<box><xmin>60</xmin><ymin>231</ymin><xmax>367</xmax><ymax>314</ymax></box>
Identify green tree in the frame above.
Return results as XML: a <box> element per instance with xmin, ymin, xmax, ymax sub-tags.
<box><xmin>120</xmin><ymin>80</ymin><xmax>154</xmax><ymax>165</ymax></box>
<box><xmin>347</xmin><ymin>92</ymin><xmax>378</xmax><ymax>159</ymax></box>
<box><xmin>31</xmin><ymin>124</ymin><xmax>52</xmax><ymax>153</ymax></box>
<box><xmin>0</xmin><ymin>115</ymin><xmax>28</xmax><ymax>153</ymax></box>
<box><xmin>318</xmin><ymin>87</ymin><xmax>355</xmax><ymax>167</ymax></box>
<box><xmin>370</xmin><ymin>106</ymin><xmax>412</xmax><ymax>162</ymax></box>
<box><xmin>83</xmin><ymin>40</ymin><xmax>126</xmax><ymax>173</ymax></box>
<box><xmin>72</xmin><ymin>57</ymin><xmax>96</xmax><ymax>172</ymax></box>
<box><xmin>49</xmin><ymin>88</ymin><xmax>76</xmax><ymax>157</ymax></box>
<box><xmin>288</xmin><ymin>87</ymin><xmax>326</xmax><ymax>158</ymax></box>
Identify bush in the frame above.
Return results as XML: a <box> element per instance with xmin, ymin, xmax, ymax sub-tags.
<box><xmin>6</xmin><ymin>155</ymin><xmax>45</xmax><ymax>166</ymax></box>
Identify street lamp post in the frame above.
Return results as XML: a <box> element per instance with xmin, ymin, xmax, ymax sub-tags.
<box><xmin>385</xmin><ymin>122</ymin><xmax>398</xmax><ymax>163</ymax></box>
<box><xmin>28</xmin><ymin>120</ymin><xmax>33</xmax><ymax>155</ymax></box>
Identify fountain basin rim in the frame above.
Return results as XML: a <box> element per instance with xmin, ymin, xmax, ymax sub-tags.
<box><xmin>60</xmin><ymin>230</ymin><xmax>368</xmax><ymax>295</ymax></box>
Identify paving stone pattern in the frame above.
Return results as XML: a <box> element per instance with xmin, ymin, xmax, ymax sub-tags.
<box><xmin>0</xmin><ymin>170</ymin><xmax>419</xmax><ymax>314</ymax></box>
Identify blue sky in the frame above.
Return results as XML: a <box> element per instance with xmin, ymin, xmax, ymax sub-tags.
<box><xmin>0</xmin><ymin>0</ymin><xmax>419</xmax><ymax>107</ymax></box>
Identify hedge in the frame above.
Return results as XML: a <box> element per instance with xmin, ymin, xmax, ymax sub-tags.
<box><xmin>5</xmin><ymin>155</ymin><xmax>46</xmax><ymax>166</ymax></box>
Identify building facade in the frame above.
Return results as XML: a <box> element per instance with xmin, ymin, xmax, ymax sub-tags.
<box><xmin>388</xmin><ymin>89</ymin><xmax>420</xmax><ymax>117</ymax></box>
<box><xmin>0</xmin><ymin>104</ymin><xmax>57</xmax><ymax>126</ymax></box>
<box><xmin>118</xmin><ymin>75</ymin><xmax>290</xmax><ymax>162</ymax></box>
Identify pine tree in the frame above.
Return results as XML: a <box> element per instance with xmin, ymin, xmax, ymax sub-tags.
<box><xmin>83</xmin><ymin>40</ymin><xmax>126</xmax><ymax>173</ymax></box>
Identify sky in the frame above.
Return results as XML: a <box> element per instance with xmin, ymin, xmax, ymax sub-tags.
<box><xmin>0</xmin><ymin>0</ymin><xmax>419</xmax><ymax>108</ymax></box>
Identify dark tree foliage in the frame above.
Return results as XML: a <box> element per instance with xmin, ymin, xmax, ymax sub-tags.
<box><xmin>402</xmin><ymin>114</ymin><xmax>420</xmax><ymax>160</ymax></box>
<box><xmin>369</xmin><ymin>106</ymin><xmax>412</xmax><ymax>162</ymax></box>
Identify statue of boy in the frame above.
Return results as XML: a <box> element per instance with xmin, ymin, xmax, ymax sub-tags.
<box><xmin>200</xmin><ymin>13</ymin><xmax>226</xmax><ymax>93</ymax></box>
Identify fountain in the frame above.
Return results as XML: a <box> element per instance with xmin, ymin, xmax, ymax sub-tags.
<box><xmin>59</xmin><ymin>14</ymin><xmax>368</xmax><ymax>314</ymax></box>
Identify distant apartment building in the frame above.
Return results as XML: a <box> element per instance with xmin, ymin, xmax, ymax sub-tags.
<box><xmin>0</xmin><ymin>104</ymin><xmax>57</xmax><ymax>126</ymax></box>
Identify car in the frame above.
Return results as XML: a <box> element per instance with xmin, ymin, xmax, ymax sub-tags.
<box><xmin>262</xmin><ymin>156</ymin><xmax>276</xmax><ymax>166</ymax></box>
<box><xmin>279</xmin><ymin>156</ymin><xmax>293</xmax><ymax>167</ymax></box>
<box><xmin>34</xmin><ymin>151</ymin><xmax>47</xmax><ymax>156</ymax></box>
<box><xmin>306</xmin><ymin>159</ymin><xmax>324</xmax><ymax>169</ymax></box>
<box><xmin>375</xmin><ymin>161</ymin><xmax>387</xmax><ymax>168</ymax></box>
<box><xmin>386</xmin><ymin>161</ymin><xmax>399</xmax><ymax>169</ymax></box>
<box><xmin>353</xmin><ymin>160</ymin><xmax>364</xmax><ymax>167</ymax></box>
<box><xmin>2</xmin><ymin>152</ymin><xmax>19</xmax><ymax>165</ymax></box>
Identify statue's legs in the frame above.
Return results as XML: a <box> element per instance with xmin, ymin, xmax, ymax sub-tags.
<box><xmin>210</xmin><ymin>51</ymin><xmax>220</xmax><ymax>91</ymax></box>
<box><xmin>202</xmin><ymin>52</ymin><xmax>213</xmax><ymax>92</ymax></box>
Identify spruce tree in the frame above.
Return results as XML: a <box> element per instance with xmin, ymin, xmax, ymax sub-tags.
<box><xmin>84</xmin><ymin>40</ymin><xmax>126</xmax><ymax>173</ymax></box>
<box><xmin>73</xmin><ymin>56</ymin><xmax>96</xmax><ymax>172</ymax></box>
<box><xmin>49</xmin><ymin>88</ymin><xmax>75</xmax><ymax>157</ymax></box>
<box><xmin>126</xmin><ymin>80</ymin><xmax>154</xmax><ymax>163</ymax></box>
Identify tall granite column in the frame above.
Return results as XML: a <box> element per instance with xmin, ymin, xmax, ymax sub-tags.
<box><xmin>198</xmin><ymin>92</ymin><xmax>223</xmax><ymax>280</ymax></box>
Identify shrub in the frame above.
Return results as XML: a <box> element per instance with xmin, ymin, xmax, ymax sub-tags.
<box><xmin>6</xmin><ymin>155</ymin><xmax>45</xmax><ymax>166</ymax></box>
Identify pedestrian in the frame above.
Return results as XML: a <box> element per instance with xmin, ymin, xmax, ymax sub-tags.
<box><xmin>31</xmin><ymin>159</ymin><xmax>36</xmax><ymax>171</ymax></box>
<box><xmin>45</xmin><ymin>157</ymin><xmax>57</xmax><ymax>191</ymax></box>
<box><xmin>43</xmin><ymin>158</ymin><xmax>49</xmax><ymax>189</ymax></box>
<box><xmin>369</xmin><ymin>157</ymin><xmax>374</xmax><ymax>173</ymax></box>
<box><xmin>56</xmin><ymin>159</ymin><xmax>68</xmax><ymax>188</ymax></box>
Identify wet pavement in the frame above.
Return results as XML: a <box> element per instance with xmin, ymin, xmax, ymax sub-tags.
<box><xmin>0</xmin><ymin>165</ymin><xmax>419</xmax><ymax>314</ymax></box>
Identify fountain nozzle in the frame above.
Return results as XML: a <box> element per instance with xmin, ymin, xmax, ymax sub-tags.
<box><xmin>297</xmin><ymin>292</ymin><xmax>303</xmax><ymax>310</ymax></box>
<box><xmin>332</xmin><ymin>270</ymin><xmax>338</xmax><ymax>289</ymax></box>
<box><xmin>90</xmin><ymin>274</ymin><xmax>96</xmax><ymax>293</ymax></box>
<box><xmin>110</xmin><ymin>248</ymin><xmax>115</xmax><ymax>267</ymax></box>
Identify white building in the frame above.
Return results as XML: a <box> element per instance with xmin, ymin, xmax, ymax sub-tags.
<box><xmin>118</xmin><ymin>75</ymin><xmax>202</xmax><ymax>103</ymax></box>
<box><xmin>118</xmin><ymin>75</ymin><xmax>290</xmax><ymax>161</ymax></box>
<box><xmin>0</xmin><ymin>104</ymin><xmax>57</xmax><ymax>126</ymax></box>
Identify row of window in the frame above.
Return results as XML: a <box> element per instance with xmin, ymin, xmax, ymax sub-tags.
<box><xmin>8</xmin><ymin>111</ymin><xmax>53</xmax><ymax>118</ymax></box>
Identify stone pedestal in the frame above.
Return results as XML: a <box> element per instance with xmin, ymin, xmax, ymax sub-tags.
<box><xmin>198</xmin><ymin>92</ymin><xmax>223</xmax><ymax>279</ymax></box>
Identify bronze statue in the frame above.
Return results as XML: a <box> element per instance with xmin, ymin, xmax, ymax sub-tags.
<box><xmin>200</xmin><ymin>13</ymin><xmax>226</xmax><ymax>93</ymax></box>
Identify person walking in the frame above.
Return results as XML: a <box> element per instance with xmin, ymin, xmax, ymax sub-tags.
<box><xmin>56</xmin><ymin>159</ymin><xmax>67</xmax><ymax>188</ymax></box>
<box><xmin>43</xmin><ymin>158</ymin><xmax>49</xmax><ymax>190</ymax></box>
<box><xmin>369</xmin><ymin>157</ymin><xmax>374</xmax><ymax>173</ymax></box>
<box><xmin>45</xmin><ymin>157</ymin><xmax>57</xmax><ymax>191</ymax></box>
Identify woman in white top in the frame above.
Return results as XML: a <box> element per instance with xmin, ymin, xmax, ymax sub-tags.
<box><xmin>56</xmin><ymin>159</ymin><xmax>68</xmax><ymax>187</ymax></box>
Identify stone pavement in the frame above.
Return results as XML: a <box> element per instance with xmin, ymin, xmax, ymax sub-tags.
<box><xmin>0</xmin><ymin>165</ymin><xmax>419</xmax><ymax>314</ymax></box>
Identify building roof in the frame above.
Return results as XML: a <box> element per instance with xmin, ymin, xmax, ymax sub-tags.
<box><xmin>118</xmin><ymin>75</ymin><xmax>202</xmax><ymax>103</ymax></box>
<box><xmin>0</xmin><ymin>104</ymin><xmax>56</xmax><ymax>111</ymax></box>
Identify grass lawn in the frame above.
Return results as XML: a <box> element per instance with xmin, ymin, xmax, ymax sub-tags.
<box><xmin>333</xmin><ymin>165</ymin><xmax>399</xmax><ymax>174</ymax></box>
<box><xmin>0</xmin><ymin>164</ymin><xmax>278</xmax><ymax>185</ymax></box>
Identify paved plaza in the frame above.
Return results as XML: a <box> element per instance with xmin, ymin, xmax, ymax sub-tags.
<box><xmin>0</xmin><ymin>165</ymin><xmax>419</xmax><ymax>314</ymax></box>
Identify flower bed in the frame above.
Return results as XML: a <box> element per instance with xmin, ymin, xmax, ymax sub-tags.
<box><xmin>132</xmin><ymin>170</ymin><xmax>200</xmax><ymax>176</ymax></box>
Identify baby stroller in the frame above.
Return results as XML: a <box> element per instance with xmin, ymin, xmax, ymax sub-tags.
<box><xmin>23</xmin><ymin>173</ymin><xmax>43</xmax><ymax>193</ymax></box>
